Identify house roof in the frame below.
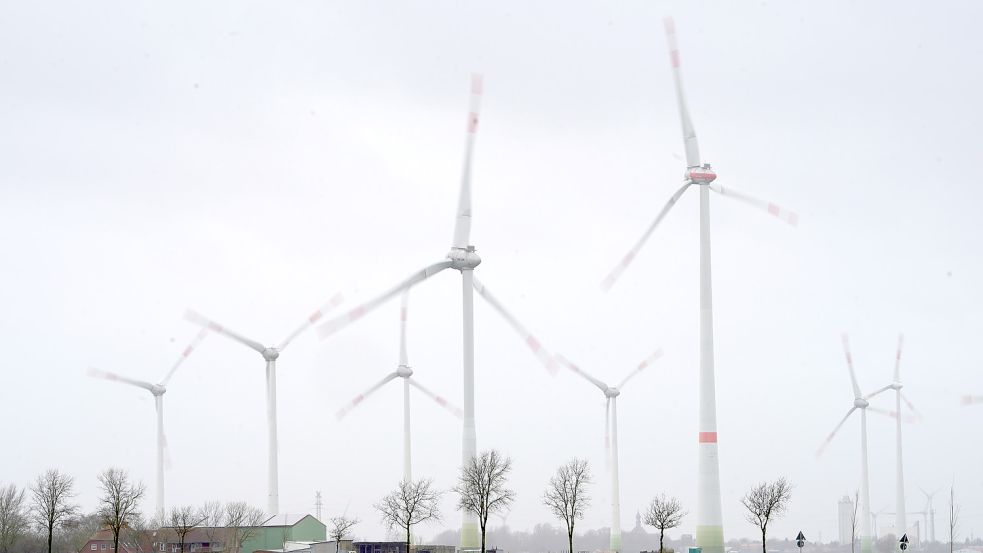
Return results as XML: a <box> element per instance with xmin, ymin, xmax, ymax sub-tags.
<box><xmin>262</xmin><ymin>514</ymin><xmax>317</xmax><ymax>528</ymax></box>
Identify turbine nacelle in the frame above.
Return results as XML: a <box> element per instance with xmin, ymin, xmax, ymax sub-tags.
<box><xmin>396</xmin><ymin>365</ymin><xmax>414</xmax><ymax>378</ymax></box>
<box><xmin>447</xmin><ymin>246</ymin><xmax>481</xmax><ymax>271</ymax></box>
<box><xmin>605</xmin><ymin>386</ymin><xmax>621</xmax><ymax>398</ymax></box>
<box><xmin>891</xmin><ymin>381</ymin><xmax>903</xmax><ymax>391</ymax></box>
<box><xmin>854</xmin><ymin>397</ymin><xmax>870</xmax><ymax>409</ymax></box>
<box><xmin>262</xmin><ymin>348</ymin><xmax>280</xmax><ymax>362</ymax></box>
<box><xmin>686</xmin><ymin>164</ymin><xmax>717</xmax><ymax>185</ymax></box>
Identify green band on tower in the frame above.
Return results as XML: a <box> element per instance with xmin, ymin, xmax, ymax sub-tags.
<box><xmin>696</xmin><ymin>525</ymin><xmax>724</xmax><ymax>553</ymax></box>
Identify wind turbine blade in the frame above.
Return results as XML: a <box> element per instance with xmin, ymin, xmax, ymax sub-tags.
<box><xmin>317</xmin><ymin>261</ymin><xmax>453</xmax><ymax>340</ymax></box>
<box><xmin>407</xmin><ymin>378</ymin><xmax>463</xmax><ymax>418</ymax></box>
<box><xmin>451</xmin><ymin>73</ymin><xmax>483</xmax><ymax>250</ymax></box>
<box><xmin>472</xmin><ymin>277</ymin><xmax>559</xmax><ymax>375</ymax></box>
<box><xmin>900</xmin><ymin>393</ymin><xmax>922</xmax><ymax>418</ymax></box>
<box><xmin>601</xmin><ymin>181</ymin><xmax>692</xmax><ymax>291</ymax></box>
<box><xmin>707</xmin><ymin>183</ymin><xmax>799</xmax><ymax>226</ymax></box>
<box><xmin>617</xmin><ymin>348</ymin><xmax>663</xmax><ymax>390</ymax></box>
<box><xmin>399</xmin><ymin>290</ymin><xmax>409</xmax><ymax>367</ymax></box>
<box><xmin>961</xmin><ymin>395</ymin><xmax>983</xmax><ymax>406</ymax></box>
<box><xmin>278</xmin><ymin>292</ymin><xmax>345</xmax><ymax>351</ymax></box>
<box><xmin>87</xmin><ymin>367</ymin><xmax>156</xmax><ymax>393</ymax></box>
<box><xmin>183</xmin><ymin>310</ymin><xmax>266</xmax><ymax>354</ymax></box>
<box><xmin>663</xmin><ymin>17</ymin><xmax>701</xmax><ymax>167</ymax></box>
<box><xmin>894</xmin><ymin>333</ymin><xmax>904</xmax><ymax>382</ymax></box>
<box><xmin>555</xmin><ymin>355</ymin><xmax>609</xmax><ymax>393</ymax></box>
<box><xmin>864</xmin><ymin>384</ymin><xmax>893</xmax><ymax>401</ymax></box>
<box><xmin>841</xmin><ymin>333</ymin><xmax>863</xmax><ymax>399</ymax></box>
<box><xmin>335</xmin><ymin>372</ymin><xmax>400</xmax><ymax>420</ymax></box>
<box><xmin>869</xmin><ymin>405</ymin><xmax>918</xmax><ymax>424</ymax></box>
<box><xmin>162</xmin><ymin>432</ymin><xmax>173</xmax><ymax>470</ymax></box>
<box><xmin>159</xmin><ymin>328</ymin><xmax>209</xmax><ymax>386</ymax></box>
<box><xmin>816</xmin><ymin>406</ymin><xmax>857</xmax><ymax>457</ymax></box>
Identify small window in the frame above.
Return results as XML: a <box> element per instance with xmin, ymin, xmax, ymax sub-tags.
<box><xmin>92</xmin><ymin>545</ymin><xmax>98</xmax><ymax>551</ymax></box>
<box><xmin>102</xmin><ymin>545</ymin><xmax>108</xmax><ymax>551</ymax></box>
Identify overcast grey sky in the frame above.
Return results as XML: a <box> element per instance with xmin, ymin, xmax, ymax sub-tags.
<box><xmin>2</xmin><ymin>0</ymin><xmax>982</xmax><ymax>545</ymax></box>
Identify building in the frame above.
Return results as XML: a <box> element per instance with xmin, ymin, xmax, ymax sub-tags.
<box><xmin>152</xmin><ymin>527</ymin><xmax>226</xmax><ymax>553</ymax></box>
<box><xmin>351</xmin><ymin>542</ymin><xmax>454</xmax><ymax>553</ymax></box>
<box><xmin>241</xmin><ymin>514</ymin><xmax>326</xmax><ymax>553</ymax></box>
<box><xmin>140</xmin><ymin>513</ymin><xmax>325</xmax><ymax>553</ymax></box>
<box><xmin>838</xmin><ymin>496</ymin><xmax>855</xmax><ymax>545</ymax></box>
<box><xmin>80</xmin><ymin>529</ymin><xmax>153</xmax><ymax>553</ymax></box>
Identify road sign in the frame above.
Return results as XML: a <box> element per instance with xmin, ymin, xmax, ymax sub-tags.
<box><xmin>796</xmin><ymin>531</ymin><xmax>806</xmax><ymax>549</ymax></box>
<box><xmin>900</xmin><ymin>534</ymin><xmax>909</xmax><ymax>551</ymax></box>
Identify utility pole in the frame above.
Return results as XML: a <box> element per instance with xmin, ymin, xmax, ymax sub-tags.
<box><xmin>315</xmin><ymin>491</ymin><xmax>323</xmax><ymax>521</ymax></box>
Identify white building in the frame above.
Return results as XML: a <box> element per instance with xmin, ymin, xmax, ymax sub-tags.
<box><xmin>838</xmin><ymin>495</ymin><xmax>855</xmax><ymax>545</ymax></box>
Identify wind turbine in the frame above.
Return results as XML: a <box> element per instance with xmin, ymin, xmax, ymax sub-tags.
<box><xmin>817</xmin><ymin>334</ymin><xmax>903</xmax><ymax>553</ymax></box>
<box><xmin>87</xmin><ymin>328</ymin><xmax>209</xmax><ymax>520</ymax></box>
<box><xmin>554</xmin><ymin>350</ymin><xmax>664</xmax><ymax>553</ymax></box>
<box><xmin>864</xmin><ymin>334</ymin><xmax>921</xmax><ymax>540</ymax></box>
<box><xmin>317</xmin><ymin>74</ymin><xmax>485</xmax><ymax>549</ymax></box>
<box><xmin>334</xmin><ymin>291</ymin><xmax>463</xmax><ymax>482</ymax></box>
<box><xmin>919</xmin><ymin>487</ymin><xmax>941</xmax><ymax>543</ymax></box>
<box><xmin>599</xmin><ymin>18</ymin><xmax>797</xmax><ymax>553</ymax></box>
<box><xmin>184</xmin><ymin>293</ymin><xmax>343</xmax><ymax>516</ymax></box>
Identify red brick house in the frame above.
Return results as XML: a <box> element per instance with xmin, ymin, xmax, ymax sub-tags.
<box><xmin>79</xmin><ymin>529</ymin><xmax>153</xmax><ymax>553</ymax></box>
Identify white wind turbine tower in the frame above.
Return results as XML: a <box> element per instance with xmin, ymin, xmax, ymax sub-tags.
<box><xmin>335</xmin><ymin>291</ymin><xmax>463</xmax><ymax>482</ymax></box>
<box><xmin>184</xmin><ymin>293</ymin><xmax>343</xmax><ymax>516</ymax></box>
<box><xmin>317</xmin><ymin>74</ymin><xmax>485</xmax><ymax>549</ymax></box>
<box><xmin>87</xmin><ymin>328</ymin><xmax>209</xmax><ymax>520</ymax></box>
<box><xmin>555</xmin><ymin>350</ymin><xmax>664</xmax><ymax>553</ymax></box>
<box><xmin>864</xmin><ymin>335</ymin><xmax>922</xmax><ymax>539</ymax></box>
<box><xmin>600</xmin><ymin>18</ymin><xmax>797</xmax><ymax>553</ymax></box>
<box><xmin>817</xmin><ymin>335</ymin><xmax>902</xmax><ymax>553</ymax></box>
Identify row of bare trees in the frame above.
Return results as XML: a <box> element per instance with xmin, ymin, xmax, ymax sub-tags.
<box><xmin>0</xmin><ymin>469</ymin><xmax>144</xmax><ymax>553</ymax></box>
<box><xmin>0</xmin><ymin>469</ymin><xmax>270</xmax><ymax>553</ymax></box>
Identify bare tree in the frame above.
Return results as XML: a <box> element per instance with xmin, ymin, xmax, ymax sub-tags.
<box><xmin>947</xmin><ymin>485</ymin><xmax>960</xmax><ymax>553</ymax></box>
<box><xmin>168</xmin><ymin>506</ymin><xmax>207</xmax><ymax>553</ymax></box>
<box><xmin>542</xmin><ymin>459</ymin><xmax>591</xmax><ymax>553</ymax></box>
<box><xmin>375</xmin><ymin>479</ymin><xmax>442</xmax><ymax>553</ymax></box>
<box><xmin>454</xmin><ymin>450</ymin><xmax>516</xmax><ymax>553</ymax></box>
<box><xmin>0</xmin><ymin>484</ymin><xmax>28</xmax><ymax>553</ymax></box>
<box><xmin>848</xmin><ymin>490</ymin><xmax>859</xmax><ymax>553</ymax></box>
<box><xmin>97</xmin><ymin>468</ymin><xmax>147</xmax><ymax>553</ymax></box>
<box><xmin>30</xmin><ymin>469</ymin><xmax>79</xmax><ymax>553</ymax></box>
<box><xmin>328</xmin><ymin>516</ymin><xmax>359</xmax><ymax>553</ymax></box>
<box><xmin>199</xmin><ymin>501</ymin><xmax>225</xmax><ymax>550</ymax></box>
<box><xmin>223</xmin><ymin>502</ymin><xmax>265</xmax><ymax>553</ymax></box>
<box><xmin>741</xmin><ymin>477</ymin><xmax>792</xmax><ymax>553</ymax></box>
<box><xmin>643</xmin><ymin>494</ymin><xmax>687</xmax><ymax>553</ymax></box>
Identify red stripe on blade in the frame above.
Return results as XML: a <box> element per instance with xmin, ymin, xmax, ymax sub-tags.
<box><xmin>699</xmin><ymin>431</ymin><xmax>717</xmax><ymax>443</ymax></box>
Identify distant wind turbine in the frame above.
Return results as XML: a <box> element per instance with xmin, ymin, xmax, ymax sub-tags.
<box><xmin>184</xmin><ymin>293</ymin><xmax>343</xmax><ymax>515</ymax></box>
<box><xmin>919</xmin><ymin>487</ymin><xmax>941</xmax><ymax>543</ymax></box>
<box><xmin>599</xmin><ymin>18</ymin><xmax>797</xmax><ymax>553</ymax></box>
<box><xmin>555</xmin><ymin>350</ymin><xmax>664</xmax><ymax>553</ymax></box>
<box><xmin>334</xmin><ymin>290</ymin><xmax>462</xmax><ymax>482</ymax></box>
<box><xmin>817</xmin><ymin>335</ymin><xmax>902</xmax><ymax>553</ymax></box>
<box><xmin>864</xmin><ymin>334</ymin><xmax>921</xmax><ymax>539</ymax></box>
<box><xmin>87</xmin><ymin>328</ymin><xmax>209</xmax><ymax>519</ymax></box>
